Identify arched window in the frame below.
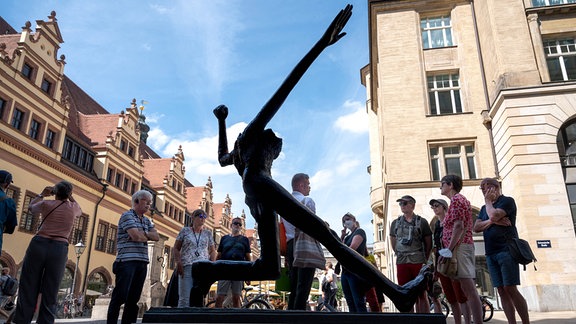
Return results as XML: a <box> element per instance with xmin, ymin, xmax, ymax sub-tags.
<box><xmin>556</xmin><ymin>119</ymin><xmax>576</xmax><ymax>235</ymax></box>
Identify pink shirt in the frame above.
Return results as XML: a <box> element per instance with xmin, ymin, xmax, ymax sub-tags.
<box><xmin>442</xmin><ymin>193</ymin><xmax>474</xmax><ymax>248</ymax></box>
<box><xmin>31</xmin><ymin>199</ymin><xmax>82</xmax><ymax>243</ymax></box>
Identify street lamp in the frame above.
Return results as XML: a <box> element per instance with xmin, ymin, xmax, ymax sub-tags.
<box><xmin>70</xmin><ymin>240</ymin><xmax>86</xmax><ymax>314</ymax></box>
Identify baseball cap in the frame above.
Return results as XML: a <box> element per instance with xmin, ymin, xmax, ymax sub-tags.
<box><xmin>0</xmin><ymin>171</ymin><xmax>13</xmax><ymax>184</ymax></box>
<box><xmin>429</xmin><ymin>198</ymin><xmax>448</xmax><ymax>210</ymax></box>
<box><xmin>396</xmin><ymin>195</ymin><xmax>416</xmax><ymax>204</ymax></box>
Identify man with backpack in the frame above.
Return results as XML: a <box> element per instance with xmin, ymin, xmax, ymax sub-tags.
<box><xmin>390</xmin><ymin>195</ymin><xmax>432</xmax><ymax>313</ymax></box>
<box><xmin>0</xmin><ymin>267</ymin><xmax>17</xmax><ymax>297</ymax></box>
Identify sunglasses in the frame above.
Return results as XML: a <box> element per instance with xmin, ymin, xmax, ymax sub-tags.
<box><xmin>196</xmin><ymin>213</ymin><xmax>207</xmax><ymax>219</ymax></box>
<box><xmin>399</xmin><ymin>201</ymin><xmax>409</xmax><ymax>206</ymax></box>
<box><xmin>431</xmin><ymin>204</ymin><xmax>441</xmax><ymax>208</ymax></box>
<box><xmin>232</xmin><ymin>222</ymin><xmax>242</xmax><ymax>226</ymax></box>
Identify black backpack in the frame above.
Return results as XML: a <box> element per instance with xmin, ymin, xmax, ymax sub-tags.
<box><xmin>2</xmin><ymin>276</ymin><xmax>18</xmax><ymax>296</ymax></box>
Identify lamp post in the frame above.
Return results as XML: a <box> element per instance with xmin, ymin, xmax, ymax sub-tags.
<box><xmin>70</xmin><ymin>240</ymin><xmax>86</xmax><ymax>317</ymax></box>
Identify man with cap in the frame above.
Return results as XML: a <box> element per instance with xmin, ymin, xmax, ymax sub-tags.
<box><xmin>390</xmin><ymin>195</ymin><xmax>432</xmax><ymax>313</ymax></box>
<box><xmin>0</xmin><ymin>171</ymin><xmax>17</xmax><ymax>256</ymax></box>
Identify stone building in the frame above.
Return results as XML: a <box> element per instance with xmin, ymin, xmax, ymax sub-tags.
<box><xmin>0</xmin><ymin>11</ymin><xmax>257</xmax><ymax>314</ymax></box>
<box><xmin>364</xmin><ymin>0</ymin><xmax>576</xmax><ymax>312</ymax></box>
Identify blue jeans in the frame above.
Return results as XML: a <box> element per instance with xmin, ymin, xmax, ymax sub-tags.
<box><xmin>107</xmin><ymin>260</ymin><xmax>148</xmax><ymax>324</ymax></box>
<box><xmin>178</xmin><ymin>264</ymin><xmax>193</xmax><ymax>307</ymax></box>
<box><xmin>341</xmin><ymin>271</ymin><xmax>369</xmax><ymax>313</ymax></box>
<box><xmin>486</xmin><ymin>250</ymin><xmax>520</xmax><ymax>287</ymax></box>
<box><xmin>14</xmin><ymin>236</ymin><xmax>68</xmax><ymax>324</ymax></box>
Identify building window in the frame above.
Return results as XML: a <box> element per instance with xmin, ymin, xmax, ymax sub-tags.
<box><xmin>95</xmin><ymin>222</ymin><xmax>107</xmax><ymax>252</ymax></box>
<box><xmin>430</xmin><ymin>143</ymin><xmax>477</xmax><ymax>180</ymax></box>
<box><xmin>106</xmin><ymin>167</ymin><xmax>114</xmax><ymax>183</ymax></box>
<box><xmin>71</xmin><ymin>214</ymin><xmax>88</xmax><ymax>244</ymax></box>
<box><xmin>29</xmin><ymin>119</ymin><xmax>41</xmax><ymax>140</ymax></box>
<box><xmin>41</xmin><ymin>78</ymin><xmax>52</xmax><ymax>94</ymax></box>
<box><xmin>557</xmin><ymin>119</ymin><xmax>576</xmax><ymax>235</ymax></box>
<box><xmin>45</xmin><ymin>129</ymin><xmax>56</xmax><ymax>149</ymax></box>
<box><xmin>106</xmin><ymin>226</ymin><xmax>117</xmax><ymax>254</ymax></box>
<box><xmin>128</xmin><ymin>145</ymin><xmax>135</xmax><ymax>157</ymax></box>
<box><xmin>544</xmin><ymin>39</ymin><xmax>576</xmax><ymax>82</ymax></box>
<box><xmin>421</xmin><ymin>16</ymin><xmax>453</xmax><ymax>49</ymax></box>
<box><xmin>19</xmin><ymin>194</ymin><xmax>38</xmax><ymax>233</ymax></box>
<box><xmin>115</xmin><ymin>172</ymin><xmax>123</xmax><ymax>187</ymax></box>
<box><xmin>11</xmin><ymin>108</ymin><xmax>24</xmax><ymax>130</ymax></box>
<box><xmin>21</xmin><ymin>62</ymin><xmax>34</xmax><ymax>79</ymax></box>
<box><xmin>123</xmin><ymin>177</ymin><xmax>130</xmax><ymax>192</ymax></box>
<box><xmin>0</xmin><ymin>97</ymin><xmax>6</xmax><ymax>121</ymax></box>
<box><xmin>119</xmin><ymin>139</ymin><xmax>126</xmax><ymax>152</ymax></box>
<box><xmin>62</xmin><ymin>137</ymin><xmax>95</xmax><ymax>172</ymax></box>
<box><xmin>428</xmin><ymin>73</ymin><xmax>462</xmax><ymax>115</ymax></box>
<box><xmin>377</xmin><ymin>223</ymin><xmax>384</xmax><ymax>242</ymax></box>
<box><xmin>533</xmin><ymin>0</ymin><xmax>576</xmax><ymax>7</ymax></box>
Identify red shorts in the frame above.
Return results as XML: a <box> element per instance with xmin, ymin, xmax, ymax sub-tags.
<box><xmin>438</xmin><ymin>272</ymin><xmax>467</xmax><ymax>304</ymax></box>
<box><xmin>396</xmin><ymin>263</ymin><xmax>424</xmax><ymax>285</ymax></box>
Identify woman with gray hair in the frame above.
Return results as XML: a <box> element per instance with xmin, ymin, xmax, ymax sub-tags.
<box><xmin>14</xmin><ymin>180</ymin><xmax>82</xmax><ymax>324</ymax></box>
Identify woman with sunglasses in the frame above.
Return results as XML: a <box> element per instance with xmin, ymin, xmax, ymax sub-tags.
<box><xmin>429</xmin><ymin>198</ymin><xmax>470</xmax><ymax>324</ymax></box>
<box><xmin>439</xmin><ymin>175</ymin><xmax>483</xmax><ymax>324</ymax></box>
<box><xmin>174</xmin><ymin>209</ymin><xmax>216</xmax><ymax>307</ymax></box>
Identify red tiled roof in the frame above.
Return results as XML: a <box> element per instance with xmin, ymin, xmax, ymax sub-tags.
<box><xmin>0</xmin><ymin>17</ymin><xmax>18</xmax><ymax>35</ymax></box>
<box><xmin>185</xmin><ymin>187</ymin><xmax>204</xmax><ymax>212</ymax></box>
<box><xmin>142</xmin><ymin>159</ymin><xmax>172</xmax><ymax>188</ymax></box>
<box><xmin>213</xmin><ymin>203</ymin><xmax>224</xmax><ymax>225</ymax></box>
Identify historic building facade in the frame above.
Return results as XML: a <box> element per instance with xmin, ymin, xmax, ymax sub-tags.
<box><xmin>365</xmin><ymin>0</ymin><xmax>576</xmax><ymax>312</ymax></box>
<box><xmin>0</xmin><ymin>12</ymin><xmax>256</xmax><ymax>311</ymax></box>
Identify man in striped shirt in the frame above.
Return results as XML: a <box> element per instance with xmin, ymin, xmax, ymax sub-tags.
<box><xmin>107</xmin><ymin>190</ymin><xmax>159</xmax><ymax>324</ymax></box>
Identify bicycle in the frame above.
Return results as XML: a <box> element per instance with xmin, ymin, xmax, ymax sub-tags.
<box><xmin>480</xmin><ymin>295</ymin><xmax>494</xmax><ymax>322</ymax></box>
<box><xmin>0</xmin><ymin>294</ymin><xmax>16</xmax><ymax>324</ymax></box>
<box><xmin>206</xmin><ymin>286</ymin><xmax>274</xmax><ymax>309</ymax></box>
<box><xmin>428</xmin><ymin>293</ymin><xmax>450</xmax><ymax>318</ymax></box>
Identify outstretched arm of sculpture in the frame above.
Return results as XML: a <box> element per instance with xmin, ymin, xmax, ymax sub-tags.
<box><xmin>213</xmin><ymin>105</ymin><xmax>234</xmax><ymax>167</ymax></box>
<box><xmin>246</xmin><ymin>4</ymin><xmax>353</xmax><ymax>135</ymax></box>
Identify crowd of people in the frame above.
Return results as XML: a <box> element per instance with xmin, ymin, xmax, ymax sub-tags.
<box><xmin>0</xmin><ymin>170</ymin><xmax>532</xmax><ymax>322</ymax></box>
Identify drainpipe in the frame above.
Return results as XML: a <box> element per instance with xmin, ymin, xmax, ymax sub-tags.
<box><xmin>81</xmin><ymin>180</ymin><xmax>108</xmax><ymax>294</ymax></box>
<box><xmin>471</xmin><ymin>0</ymin><xmax>500</xmax><ymax>178</ymax></box>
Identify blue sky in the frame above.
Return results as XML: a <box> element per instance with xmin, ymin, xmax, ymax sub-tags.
<box><xmin>3</xmin><ymin>0</ymin><xmax>374</xmax><ymax>240</ymax></box>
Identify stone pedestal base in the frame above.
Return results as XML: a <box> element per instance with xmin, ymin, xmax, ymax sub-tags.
<box><xmin>91</xmin><ymin>296</ymin><xmax>112</xmax><ymax>320</ymax></box>
<box><xmin>143</xmin><ymin>307</ymin><xmax>447</xmax><ymax>324</ymax></box>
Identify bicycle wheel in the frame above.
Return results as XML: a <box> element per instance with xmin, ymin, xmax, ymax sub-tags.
<box><xmin>244</xmin><ymin>299</ymin><xmax>272</xmax><ymax>309</ymax></box>
<box><xmin>482</xmin><ymin>300</ymin><xmax>494</xmax><ymax>322</ymax></box>
<box><xmin>439</xmin><ymin>300</ymin><xmax>450</xmax><ymax>318</ymax></box>
<box><xmin>205</xmin><ymin>300</ymin><xmax>216</xmax><ymax>308</ymax></box>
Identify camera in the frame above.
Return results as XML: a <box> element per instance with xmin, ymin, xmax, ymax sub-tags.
<box><xmin>400</xmin><ymin>238</ymin><xmax>412</xmax><ymax>246</ymax></box>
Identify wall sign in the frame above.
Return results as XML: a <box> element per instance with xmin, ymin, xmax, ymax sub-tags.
<box><xmin>536</xmin><ymin>240</ymin><xmax>551</xmax><ymax>248</ymax></box>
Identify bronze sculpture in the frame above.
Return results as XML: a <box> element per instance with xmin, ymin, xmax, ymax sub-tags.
<box><xmin>190</xmin><ymin>4</ymin><xmax>431</xmax><ymax>312</ymax></box>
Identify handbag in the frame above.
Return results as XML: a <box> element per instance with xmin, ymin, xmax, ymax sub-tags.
<box><xmin>508</xmin><ymin>237</ymin><xmax>537</xmax><ymax>271</ymax></box>
<box><xmin>292</xmin><ymin>230</ymin><xmax>325</xmax><ymax>269</ymax></box>
<box><xmin>437</xmin><ymin>246</ymin><xmax>458</xmax><ymax>278</ymax></box>
<box><xmin>279</xmin><ymin>220</ymin><xmax>287</xmax><ymax>256</ymax></box>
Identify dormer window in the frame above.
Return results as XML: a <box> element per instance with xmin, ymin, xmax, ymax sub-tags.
<box><xmin>22</xmin><ymin>62</ymin><xmax>34</xmax><ymax>80</ymax></box>
<box><xmin>41</xmin><ymin>78</ymin><xmax>52</xmax><ymax>94</ymax></box>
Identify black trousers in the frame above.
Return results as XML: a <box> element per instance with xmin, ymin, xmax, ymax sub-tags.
<box><xmin>14</xmin><ymin>236</ymin><xmax>68</xmax><ymax>324</ymax></box>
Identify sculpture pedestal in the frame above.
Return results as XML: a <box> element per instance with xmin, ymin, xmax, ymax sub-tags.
<box><xmin>142</xmin><ymin>307</ymin><xmax>447</xmax><ymax>324</ymax></box>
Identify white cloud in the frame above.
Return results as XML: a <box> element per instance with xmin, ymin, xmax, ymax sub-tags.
<box><xmin>149</xmin><ymin>4</ymin><xmax>172</xmax><ymax>15</ymax></box>
<box><xmin>334</xmin><ymin>100</ymin><xmax>368</xmax><ymax>134</ymax></box>
<box><xmin>147</xmin><ymin>127</ymin><xmax>171</xmax><ymax>151</ymax></box>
